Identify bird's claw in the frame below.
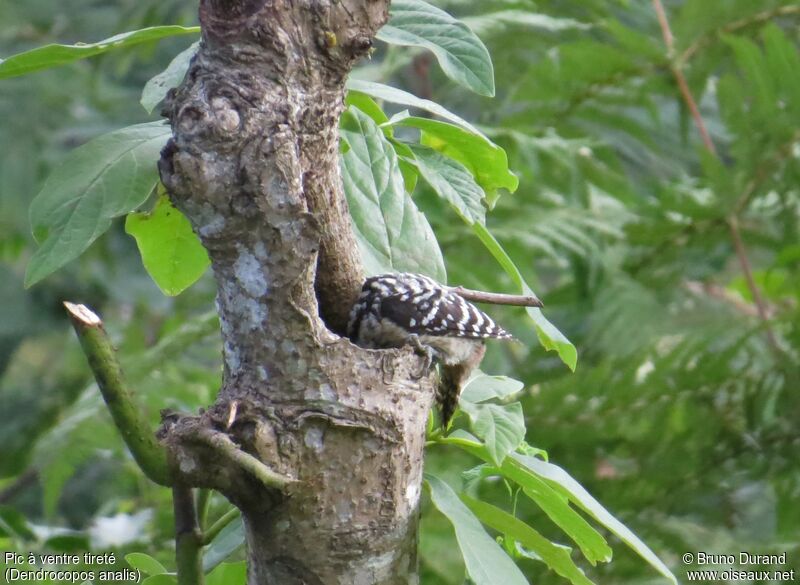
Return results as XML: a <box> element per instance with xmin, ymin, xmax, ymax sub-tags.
<box><xmin>408</xmin><ymin>334</ymin><xmax>435</xmax><ymax>374</ymax></box>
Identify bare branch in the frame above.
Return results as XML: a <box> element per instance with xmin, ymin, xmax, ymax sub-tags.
<box><xmin>195</xmin><ymin>428</ymin><xmax>295</xmax><ymax>491</ymax></box>
<box><xmin>652</xmin><ymin>0</ymin><xmax>717</xmax><ymax>155</ymax></box>
<box><xmin>0</xmin><ymin>469</ymin><xmax>38</xmax><ymax>504</ymax></box>
<box><xmin>64</xmin><ymin>302</ymin><xmax>171</xmax><ymax>486</ymax></box>
<box><xmin>683</xmin><ymin>280</ymin><xmax>767</xmax><ymax>318</ymax></box>
<box><xmin>726</xmin><ymin>217</ymin><xmax>781</xmax><ymax>350</ymax></box>
<box><xmin>451</xmin><ymin>286</ymin><xmax>543</xmax><ymax>308</ymax></box>
<box><xmin>650</xmin><ymin>1</ymin><xmax>784</xmax><ymax>357</ymax></box>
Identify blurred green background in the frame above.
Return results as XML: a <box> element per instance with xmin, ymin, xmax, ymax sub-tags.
<box><xmin>1</xmin><ymin>0</ymin><xmax>798</xmax><ymax>583</ymax></box>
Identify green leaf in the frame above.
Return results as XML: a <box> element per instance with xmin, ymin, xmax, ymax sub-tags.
<box><xmin>462</xmin><ymin>463</ymin><xmax>504</xmax><ymax>492</ymax></box>
<box><xmin>0</xmin><ymin>505</ymin><xmax>36</xmax><ymax>540</ymax></box>
<box><xmin>340</xmin><ymin>107</ymin><xmax>446</xmax><ymax>281</ymax></box>
<box><xmin>460</xmin><ymin>401</ymin><xmax>525</xmax><ymax>466</ymax></box>
<box><xmin>462</xmin><ymin>495</ymin><xmax>596</xmax><ymax>585</ymax></box>
<box><xmin>0</xmin><ymin>26</ymin><xmax>200</xmax><ymax>79</ymax></box>
<box><xmin>517</xmin><ymin>441</ymin><xmax>549</xmax><ymax>462</ymax></box>
<box><xmin>42</xmin><ymin>454</ymin><xmax>76</xmax><ymax>518</ymax></box>
<box><xmin>203</xmin><ymin>516</ymin><xmax>244</xmax><ymax>574</ymax></box>
<box><xmin>460</xmin><ymin>373</ymin><xmax>524</xmax><ymax>404</ymax></box>
<box><xmin>125</xmin><ymin>553</ymin><xmax>167</xmax><ymax>576</ymax></box>
<box><xmin>441</xmin><ymin>431</ymin><xmax>612</xmax><ymax>566</ymax></box>
<box><xmin>44</xmin><ymin>533</ymin><xmax>90</xmax><ymax>552</ymax></box>
<box><xmin>141</xmin><ymin>575</ymin><xmax>178</xmax><ymax>585</ymax></box>
<box><xmin>512</xmin><ymin>454</ymin><xmax>678</xmax><ymax>585</ymax></box>
<box><xmin>387</xmin><ymin>112</ymin><xmax>518</xmax><ymax>203</ymax></box>
<box><xmin>346</xmin><ymin>80</ymin><xmax>485</xmax><ymax>138</ymax></box>
<box><xmin>26</xmin><ymin>121</ymin><xmax>170</xmax><ymax>287</ymax></box>
<box><xmin>141</xmin><ymin>42</ymin><xmax>199</xmax><ymax>114</ymax></box>
<box><xmin>206</xmin><ymin>562</ymin><xmax>246</xmax><ymax>585</ymax></box>
<box><xmin>425</xmin><ymin>474</ymin><xmax>527</xmax><ymax>585</ymax></box>
<box><xmin>463</xmin><ymin>11</ymin><xmax>591</xmax><ymax>37</ymax></box>
<box><xmin>125</xmin><ymin>194</ymin><xmax>210</xmax><ymax>296</ymax></box>
<box><xmin>377</xmin><ymin>0</ymin><xmax>494</xmax><ymax>96</ymax></box>
<box><xmin>473</xmin><ymin>223</ymin><xmax>577</xmax><ymax>370</ymax></box>
<box><xmin>405</xmin><ymin>143</ymin><xmax>487</xmax><ymax>225</ymax></box>
<box><xmin>345</xmin><ymin>92</ymin><xmax>390</xmax><ymax>127</ymax></box>
<box><xmin>343</xmin><ymin>93</ymin><xmax>422</xmax><ymax>189</ymax></box>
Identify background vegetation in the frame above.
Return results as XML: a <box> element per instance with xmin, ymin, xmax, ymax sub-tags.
<box><xmin>1</xmin><ymin>0</ymin><xmax>798</xmax><ymax>583</ymax></box>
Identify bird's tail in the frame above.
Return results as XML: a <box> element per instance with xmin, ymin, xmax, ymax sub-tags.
<box><xmin>437</xmin><ymin>364</ymin><xmax>466</xmax><ymax>428</ymax></box>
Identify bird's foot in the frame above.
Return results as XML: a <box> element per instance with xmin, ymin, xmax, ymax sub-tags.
<box><xmin>408</xmin><ymin>334</ymin><xmax>436</xmax><ymax>376</ymax></box>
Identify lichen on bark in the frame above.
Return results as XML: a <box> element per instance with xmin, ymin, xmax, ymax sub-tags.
<box><xmin>156</xmin><ymin>1</ymin><xmax>436</xmax><ymax>583</ymax></box>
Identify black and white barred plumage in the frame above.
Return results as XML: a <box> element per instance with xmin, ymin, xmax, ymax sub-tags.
<box><xmin>347</xmin><ymin>273</ymin><xmax>511</xmax><ymax>346</ymax></box>
<box><xmin>347</xmin><ymin>273</ymin><xmax>512</xmax><ymax>425</ymax></box>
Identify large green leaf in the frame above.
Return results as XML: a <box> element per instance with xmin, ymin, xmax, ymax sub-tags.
<box><xmin>377</xmin><ymin>0</ymin><xmax>495</xmax><ymax>96</ymax></box>
<box><xmin>345</xmin><ymin>92</ymin><xmax>391</xmax><ymax>126</ymax></box>
<box><xmin>141</xmin><ymin>42</ymin><xmax>199</xmax><ymax>114</ymax></box>
<box><xmin>125</xmin><ymin>194</ymin><xmax>210</xmax><ymax>296</ymax></box>
<box><xmin>206</xmin><ymin>562</ymin><xmax>246</xmax><ymax>585</ymax></box>
<box><xmin>346</xmin><ymin>80</ymin><xmax>485</xmax><ymax>138</ymax></box>
<box><xmin>388</xmin><ymin>112</ymin><xmax>518</xmax><ymax>202</ymax></box>
<box><xmin>512</xmin><ymin>454</ymin><xmax>678</xmax><ymax>585</ymax></box>
<box><xmin>340</xmin><ymin>107</ymin><xmax>446</xmax><ymax>281</ymax></box>
<box><xmin>441</xmin><ymin>431</ymin><xmax>612</xmax><ymax>566</ymax></box>
<box><xmin>425</xmin><ymin>474</ymin><xmax>527</xmax><ymax>585</ymax></box>
<box><xmin>26</xmin><ymin>122</ymin><xmax>170</xmax><ymax>287</ymax></box>
<box><xmin>405</xmin><ymin>143</ymin><xmax>487</xmax><ymax>225</ymax></box>
<box><xmin>473</xmin><ymin>223</ymin><xmax>577</xmax><ymax>370</ymax></box>
<box><xmin>141</xmin><ymin>576</ymin><xmax>178</xmax><ymax>585</ymax></box>
<box><xmin>460</xmin><ymin>372</ymin><xmax>524</xmax><ymax>403</ymax></box>
<box><xmin>459</xmin><ymin>401</ymin><xmax>526</xmax><ymax>466</ymax></box>
<box><xmin>125</xmin><ymin>553</ymin><xmax>167</xmax><ymax>577</ymax></box>
<box><xmin>0</xmin><ymin>26</ymin><xmax>199</xmax><ymax>79</ymax></box>
<box><xmin>203</xmin><ymin>516</ymin><xmax>244</xmax><ymax>574</ymax></box>
<box><xmin>462</xmin><ymin>11</ymin><xmax>591</xmax><ymax>37</ymax></box>
<box><xmin>0</xmin><ymin>505</ymin><xmax>36</xmax><ymax>540</ymax></box>
<box><xmin>462</xmin><ymin>495</ymin><xmax>596</xmax><ymax>585</ymax></box>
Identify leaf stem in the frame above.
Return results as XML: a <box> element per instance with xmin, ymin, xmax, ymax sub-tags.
<box><xmin>64</xmin><ymin>302</ymin><xmax>171</xmax><ymax>486</ymax></box>
<box><xmin>203</xmin><ymin>507</ymin><xmax>241</xmax><ymax>545</ymax></box>
<box><xmin>196</xmin><ymin>488</ymin><xmax>212</xmax><ymax>529</ymax></box>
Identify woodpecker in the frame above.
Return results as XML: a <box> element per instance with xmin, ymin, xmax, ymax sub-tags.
<box><xmin>347</xmin><ymin>273</ymin><xmax>512</xmax><ymax>426</ymax></box>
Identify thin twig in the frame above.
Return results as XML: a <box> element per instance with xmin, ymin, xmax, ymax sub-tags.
<box><xmin>196</xmin><ymin>488</ymin><xmax>212</xmax><ymax>529</ymax></box>
<box><xmin>196</xmin><ymin>428</ymin><xmax>295</xmax><ymax>490</ymax></box>
<box><xmin>683</xmin><ymin>280</ymin><xmax>765</xmax><ymax>318</ymax></box>
<box><xmin>727</xmin><ymin>217</ymin><xmax>780</xmax><ymax>349</ymax></box>
<box><xmin>451</xmin><ymin>286</ymin><xmax>543</xmax><ymax>308</ymax></box>
<box><xmin>173</xmin><ymin>484</ymin><xmax>204</xmax><ymax>585</ymax></box>
<box><xmin>0</xmin><ymin>469</ymin><xmax>38</xmax><ymax>504</ymax></box>
<box><xmin>652</xmin><ymin>0</ymin><xmax>716</xmax><ymax>154</ymax></box>
<box><xmin>203</xmin><ymin>507</ymin><xmax>241</xmax><ymax>545</ymax></box>
<box><xmin>678</xmin><ymin>5</ymin><xmax>800</xmax><ymax>66</ymax></box>
<box><xmin>64</xmin><ymin>302</ymin><xmax>171</xmax><ymax>486</ymax></box>
<box><xmin>650</xmin><ymin>1</ymin><xmax>783</xmax><ymax>355</ymax></box>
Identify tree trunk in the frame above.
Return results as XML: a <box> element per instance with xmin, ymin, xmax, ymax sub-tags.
<box><xmin>157</xmin><ymin>1</ymin><xmax>435</xmax><ymax>584</ymax></box>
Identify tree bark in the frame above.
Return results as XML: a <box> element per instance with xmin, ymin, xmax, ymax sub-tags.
<box><xmin>157</xmin><ymin>1</ymin><xmax>435</xmax><ymax>584</ymax></box>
